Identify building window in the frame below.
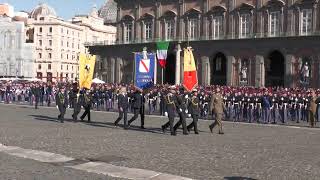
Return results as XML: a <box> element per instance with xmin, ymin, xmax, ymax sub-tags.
<box><xmin>145</xmin><ymin>21</ymin><xmax>153</xmax><ymax>41</ymax></box>
<box><xmin>39</xmin><ymin>27</ymin><xmax>42</xmax><ymax>33</ymax></box>
<box><xmin>48</xmin><ymin>64</ymin><xmax>51</xmax><ymax>70</ymax></box>
<box><xmin>49</xmin><ymin>40</ymin><xmax>52</xmax><ymax>46</ymax></box>
<box><xmin>61</xmin><ymin>28</ymin><xmax>63</xmax><ymax>33</ymax></box>
<box><xmin>240</xmin><ymin>14</ymin><xmax>251</xmax><ymax>38</ymax></box>
<box><xmin>61</xmin><ymin>41</ymin><xmax>63</xmax><ymax>46</ymax></box>
<box><xmin>67</xmin><ymin>65</ymin><xmax>69</xmax><ymax>70</ymax></box>
<box><xmin>48</xmin><ymin>53</ymin><xmax>52</xmax><ymax>59</ymax></box>
<box><xmin>188</xmin><ymin>18</ymin><xmax>198</xmax><ymax>40</ymax></box>
<box><xmin>38</xmin><ymin>64</ymin><xmax>41</xmax><ymax>70</ymax></box>
<box><xmin>49</xmin><ymin>27</ymin><xmax>52</xmax><ymax>33</ymax></box>
<box><xmin>61</xmin><ymin>65</ymin><xmax>63</xmax><ymax>70</ymax></box>
<box><xmin>124</xmin><ymin>23</ymin><xmax>133</xmax><ymax>43</ymax></box>
<box><xmin>72</xmin><ymin>43</ymin><xmax>74</xmax><ymax>48</ymax></box>
<box><xmin>67</xmin><ymin>42</ymin><xmax>69</xmax><ymax>47</ymax></box>
<box><xmin>39</xmin><ymin>40</ymin><xmax>42</xmax><ymax>46</ymax></box>
<box><xmin>269</xmin><ymin>11</ymin><xmax>280</xmax><ymax>37</ymax></box>
<box><xmin>61</xmin><ymin>54</ymin><xmax>63</xmax><ymax>59</ymax></box>
<box><xmin>67</xmin><ymin>30</ymin><xmax>69</xmax><ymax>34</ymax></box>
<box><xmin>165</xmin><ymin>20</ymin><xmax>175</xmax><ymax>40</ymax></box>
<box><xmin>300</xmin><ymin>9</ymin><xmax>312</xmax><ymax>35</ymax></box>
<box><xmin>67</xmin><ymin>54</ymin><xmax>69</xmax><ymax>59</ymax></box>
<box><xmin>39</xmin><ymin>53</ymin><xmax>42</xmax><ymax>59</ymax></box>
<box><xmin>213</xmin><ymin>16</ymin><xmax>223</xmax><ymax>39</ymax></box>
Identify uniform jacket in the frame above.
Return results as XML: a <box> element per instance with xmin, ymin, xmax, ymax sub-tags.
<box><xmin>118</xmin><ymin>93</ymin><xmax>129</xmax><ymax>110</ymax></box>
<box><xmin>188</xmin><ymin>96</ymin><xmax>199</xmax><ymax>115</ymax></box>
<box><xmin>210</xmin><ymin>93</ymin><xmax>226</xmax><ymax>114</ymax></box>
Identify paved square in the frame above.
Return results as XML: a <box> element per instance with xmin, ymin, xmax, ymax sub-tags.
<box><xmin>0</xmin><ymin>104</ymin><xmax>319</xmax><ymax>180</ymax></box>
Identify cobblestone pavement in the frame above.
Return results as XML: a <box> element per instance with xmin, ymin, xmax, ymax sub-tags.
<box><xmin>0</xmin><ymin>104</ymin><xmax>319</xmax><ymax>180</ymax></box>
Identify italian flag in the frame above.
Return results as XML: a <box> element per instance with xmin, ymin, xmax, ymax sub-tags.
<box><xmin>156</xmin><ymin>41</ymin><xmax>169</xmax><ymax>68</ymax></box>
<box><xmin>183</xmin><ymin>47</ymin><xmax>198</xmax><ymax>92</ymax></box>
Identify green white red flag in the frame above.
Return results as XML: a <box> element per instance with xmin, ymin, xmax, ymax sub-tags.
<box><xmin>156</xmin><ymin>41</ymin><xmax>169</xmax><ymax>68</ymax></box>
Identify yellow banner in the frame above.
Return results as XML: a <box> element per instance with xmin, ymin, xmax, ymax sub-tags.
<box><xmin>184</xmin><ymin>48</ymin><xmax>196</xmax><ymax>72</ymax></box>
<box><xmin>79</xmin><ymin>54</ymin><xmax>96</xmax><ymax>89</ymax></box>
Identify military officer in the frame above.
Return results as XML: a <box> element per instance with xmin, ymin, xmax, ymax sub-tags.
<box><xmin>128</xmin><ymin>87</ymin><xmax>145</xmax><ymax>129</ymax></box>
<box><xmin>187</xmin><ymin>89</ymin><xmax>200</xmax><ymax>134</ymax></box>
<box><xmin>56</xmin><ymin>87</ymin><xmax>68</xmax><ymax>123</ymax></box>
<box><xmin>209</xmin><ymin>88</ymin><xmax>226</xmax><ymax>134</ymax></box>
<box><xmin>162</xmin><ymin>86</ymin><xmax>177</xmax><ymax>136</ymax></box>
<box><xmin>173</xmin><ymin>87</ymin><xmax>188</xmax><ymax>135</ymax></box>
<box><xmin>80</xmin><ymin>89</ymin><xmax>92</xmax><ymax>122</ymax></box>
<box><xmin>114</xmin><ymin>87</ymin><xmax>129</xmax><ymax>129</ymax></box>
<box><xmin>70</xmin><ymin>83</ymin><xmax>81</xmax><ymax>122</ymax></box>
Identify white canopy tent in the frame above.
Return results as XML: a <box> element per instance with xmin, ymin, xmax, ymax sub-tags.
<box><xmin>92</xmin><ymin>78</ymin><xmax>105</xmax><ymax>84</ymax></box>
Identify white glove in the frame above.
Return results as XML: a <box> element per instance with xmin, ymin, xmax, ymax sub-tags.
<box><xmin>185</xmin><ymin>109</ymin><xmax>188</xmax><ymax>114</ymax></box>
<box><xmin>185</xmin><ymin>95</ymin><xmax>189</xmax><ymax>99</ymax></box>
<box><xmin>188</xmin><ymin>114</ymin><xmax>191</xmax><ymax>118</ymax></box>
<box><xmin>68</xmin><ymin>105</ymin><xmax>70</xmax><ymax>108</ymax></box>
<box><xmin>179</xmin><ymin>108</ymin><xmax>182</xmax><ymax>112</ymax></box>
<box><xmin>164</xmin><ymin>112</ymin><xmax>168</xmax><ymax>117</ymax></box>
<box><xmin>56</xmin><ymin>105</ymin><xmax>58</xmax><ymax>109</ymax></box>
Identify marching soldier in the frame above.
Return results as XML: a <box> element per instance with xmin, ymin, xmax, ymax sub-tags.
<box><xmin>128</xmin><ymin>88</ymin><xmax>145</xmax><ymax>129</ymax></box>
<box><xmin>162</xmin><ymin>86</ymin><xmax>177</xmax><ymax>136</ymax></box>
<box><xmin>114</xmin><ymin>87</ymin><xmax>129</xmax><ymax>129</ymax></box>
<box><xmin>56</xmin><ymin>87</ymin><xmax>68</xmax><ymax>123</ymax></box>
<box><xmin>80</xmin><ymin>89</ymin><xmax>92</xmax><ymax>122</ymax></box>
<box><xmin>173</xmin><ymin>87</ymin><xmax>188</xmax><ymax>135</ymax></box>
<box><xmin>187</xmin><ymin>89</ymin><xmax>200</xmax><ymax>134</ymax></box>
<box><xmin>209</xmin><ymin>88</ymin><xmax>226</xmax><ymax>134</ymax></box>
<box><xmin>71</xmin><ymin>83</ymin><xmax>81</xmax><ymax>122</ymax></box>
<box><xmin>308</xmin><ymin>90</ymin><xmax>318</xmax><ymax>128</ymax></box>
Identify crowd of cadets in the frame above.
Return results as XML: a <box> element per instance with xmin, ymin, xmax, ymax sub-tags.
<box><xmin>1</xmin><ymin>81</ymin><xmax>320</xmax><ymax>127</ymax></box>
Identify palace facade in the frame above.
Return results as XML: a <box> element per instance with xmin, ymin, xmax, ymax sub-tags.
<box><xmin>88</xmin><ymin>0</ymin><xmax>320</xmax><ymax>88</ymax></box>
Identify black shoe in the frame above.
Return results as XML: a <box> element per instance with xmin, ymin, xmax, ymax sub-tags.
<box><xmin>183</xmin><ymin>132</ymin><xmax>188</xmax><ymax>135</ymax></box>
<box><xmin>88</xmin><ymin>120</ymin><xmax>91</xmax><ymax>123</ymax></box>
<box><xmin>161</xmin><ymin>126</ymin><xmax>166</xmax><ymax>133</ymax></box>
<box><xmin>171</xmin><ymin>132</ymin><xmax>176</xmax><ymax>136</ymax></box>
<box><xmin>209</xmin><ymin>126</ymin><xmax>213</xmax><ymax>133</ymax></box>
<box><xmin>195</xmin><ymin>132</ymin><xmax>199</xmax><ymax>134</ymax></box>
<box><xmin>140</xmin><ymin>126</ymin><xmax>145</xmax><ymax>129</ymax></box>
<box><xmin>218</xmin><ymin>131</ymin><xmax>224</xmax><ymax>135</ymax></box>
<box><xmin>114</xmin><ymin>122</ymin><xmax>118</xmax><ymax>127</ymax></box>
<box><xmin>187</xmin><ymin>128</ymin><xmax>190</xmax><ymax>133</ymax></box>
<box><xmin>80</xmin><ymin>118</ymin><xmax>84</xmax><ymax>122</ymax></box>
<box><xmin>60</xmin><ymin>120</ymin><xmax>64</xmax><ymax>123</ymax></box>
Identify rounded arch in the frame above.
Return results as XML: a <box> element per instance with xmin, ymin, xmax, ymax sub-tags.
<box><xmin>121</xmin><ymin>14</ymin><xmax>134</xmax><ymax>21</ymax></box>
<box><xmin>265</xmin><ymin>50</ymin><xmax>285</xmax><ymax>87</ymax></box>
<box><xmin>161</xmin><ymin>10</ymin><xmax>177</xmax><ymax>18</ymax></box>
<box><xmin>210</xmin><ymin>52</ymin><xmax>227</xmax><ymax>85</ymax></box>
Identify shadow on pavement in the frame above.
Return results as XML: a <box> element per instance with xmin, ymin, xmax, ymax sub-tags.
<box><xmin>28</xmin><ymin>115</ymin><xmax>74</xmax><ymax>123</ymax></box>
<box><xmin>224</xmin><ymin>177</ymin><xmax>258</xmax><ymax>180</ymax></box>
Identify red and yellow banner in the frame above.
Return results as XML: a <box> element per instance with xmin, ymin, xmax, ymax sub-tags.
<box><xmin>183</xmin><ymin>47</ymin><xmax>198</xmax><ymax>92</ymax></box>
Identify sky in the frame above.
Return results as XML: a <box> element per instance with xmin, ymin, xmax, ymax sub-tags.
<box><xmin>1</xmin><ymin>0</ymin><xmax>106</xmax><ymax>19</ymax></box>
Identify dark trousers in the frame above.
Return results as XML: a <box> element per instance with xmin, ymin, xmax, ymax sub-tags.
<box><xmin>80</xmin><ymin>105</ymin><xmax>91</xmax><ymax>122</ymax></box>
<box><xmin>128</xmin><ymin>107</ymin><xmax>145</xmax><ymax>127</ymax></box>
<box><xmin>35</xmin><ymin>96</ymin><xmax>39</xmax><ymax>109</ymax></box>
<box><xmin>162</xmin><ymin>116</ymin><xmax>175</xmax><ymax>135</ymax></box>
<box><xmin>187</xmin><ymin>114</ymin><xmax>199</xmax><ymax>133</ymax></box>
<box><xmin>115</xmin><ymin>110</ymin><xmax>128</xmax><ymax>129</ymax></box>
<box><xmin>58</xmin><ymin>105</ymin><xmax>66</xmax><ymax>122</ymax></box>
<box><xmin>173</xmin><ymin>112</ymin><xmax>188</xmax><ymax>134</ymax></box>
<box><xmin>72</xmin><ymin>104</ymin><xmax>81</xmax><ymax>121</ymax></box>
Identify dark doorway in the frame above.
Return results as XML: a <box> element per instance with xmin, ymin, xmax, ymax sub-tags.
<box><xmin>211</xmin><ymin>52</ymin><xmax>227</xmax><ymax>85</ymax></box>
<box><xmin>265</xmin><ymin>50</ymin><xmax>285</xmax><ymax>87</ymax></box>
<box><xmin>164</xmin><ymin>53</ymin><xmax>176</xmax><ymax>84</ymax></box>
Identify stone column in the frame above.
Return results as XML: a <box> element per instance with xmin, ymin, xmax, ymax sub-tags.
<box><xmin>115</xmin><ymin>58</ymin><xmax>123</xmax><ymax>83</ymax></box>
<box><xmin>285</xmin><ymin>54</ymin><xmax>294</xmax><ymax>87</ymax></box>
<box><xmin>255</xmin><ymin>55</ymin><xmax>264</xmax><ymax>87</ymax></box>
<box><xmin>175</xmin><ymin>44</ymin><xmax>182</xmax><ymax>85</ymax></box>
<box><xmin>201</xmin><ymin>56</ymin><xmax>210</xmax><ymax>85</ymax></box>
<box><xmin>110</xmin><ymin>57</ymin><xmax>115</xmax><ymax>83</ymax></box>
<box><xmin>226</xmin><ymin>56</ymin><xmax>234</xmax><ymax>86</ymax></box>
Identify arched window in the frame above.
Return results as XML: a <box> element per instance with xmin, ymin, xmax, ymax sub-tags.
<box><xmin>207</xmin><ymin>6</ymin><xmax>226</xmax><ymax>40</ymax></box>
<box><xmin>184</xmin><ymin>8</ymin><xmax>201</xmax><ymax>40</ymax></box>
<box><xmin>140</xmin><ymin>13</ymin><xmax>154</xmax><ymax>42</ymax></box>
<box><xmin>161</xmin><ymin>10</ymin><xmax>177</xmax><ymax>41</ymax></box>
<box><xmin>121</xmin><ymin>15</ymin><xmax>134</xmax><ymax>43</ymax></box>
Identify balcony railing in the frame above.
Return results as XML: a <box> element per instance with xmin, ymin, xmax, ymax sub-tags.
<box><xmin>84</xmin><ymin>31</ymin><xmax>320</xmax><ymax>47</ymax></box>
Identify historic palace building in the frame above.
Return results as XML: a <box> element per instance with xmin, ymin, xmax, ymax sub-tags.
<box><xmin>88</xmin><ymin>0</ymin><xmax>320</xmax><ymax>88</ymax></box>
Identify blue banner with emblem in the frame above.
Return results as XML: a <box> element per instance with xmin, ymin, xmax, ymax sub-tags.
<box><xmin>134</xmin><ymin>52</ymin><xmax>155</xmax><ymax>89</ymax></box>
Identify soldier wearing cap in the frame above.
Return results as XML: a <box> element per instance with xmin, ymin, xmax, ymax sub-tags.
<box><xmin>71</xmin><ymin>82</ymin><xmax>81</xmax><ymax>122</ymax></box>
<box><xmin>209</xmin><ymin>88</ymin><xmax>226</xmax><ymax>134</ymax></box>
<box><xmin>80</xmin><ymin>88</ymin><xmax>92</xmax><ymax>122</ymax></box>
<box><xmin>187</xmin><ymin>89</ymin><xmax>200</xmax><ymax>134</ymax></box>
<box><xmin>162</xmin><ymin>86</ymin><xmax>178</xmax><ymax>136</ymax></box>
<box><xmin>56</xmin><ymin>86</ymin><xmax>68</xmax><ymax>123</ymax></box>
<box><xmin>173</xmin><ymin>87</ymin><xmax>189</xmax><ymax>135</ymax></box>
<box><xmin>114</xmin><ymin>87</ymin><xmax>129</xmax><ymax>129</ymax></box>
<box><xmin>308</xmin><ymin>90</ymin><xmax>318</xmax><ymax>128</ymax></box>
<box><xmin>128</xmin><ymin>87</ymin><xmax>145</xmax><ymax>129</ymax></box>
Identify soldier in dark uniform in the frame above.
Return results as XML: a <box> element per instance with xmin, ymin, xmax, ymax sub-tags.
<box><xmin>56</xmin><ymin>87</ymin><xmax>68</xmax><ymax>123</ymax></box>
<box><xmin>270</xmin><ymin>93</ymin><xmax>279</xmax><ymax>124</ymax></box>
<box><xmin>187</xmin><ymin>89</ymin><xmax>200</xmax><ymax>134</ymax></box>
<box><xmin>114</xmin><ymin>87</ymin><xmax>129</xmax><ymax>129</ymax></box>
<box><xmin>33</xmin><ymin>83</ymin><xmax>41</xmax><ymax>109</ymax></box>
<box><xmin>279</xmin><ymin>93</ymin><xmax>289</xmax><ymax>123</ymax></box>
<box><xmin>162</xmin><ymin>86</ymin><xmax>177</xmax><ymax>136</ymax></box>
<box><xmin>80</xmin><ymin>89</ymin><xmax>92</xmax><ymax>122</ymax></box>
<box><xmin>173</xmin><ymin>87</ymin><xmax>188</xmax><ymax>135</ymax></box>
<box><xmin>128</xmin><ymin>88</ymin><xmax>145</xmax><ymax>129</ymax></box>
<box><xmin>70</xmin><ymin>83</ymin><xmax>81</xmax><ymax>122</ymax></box>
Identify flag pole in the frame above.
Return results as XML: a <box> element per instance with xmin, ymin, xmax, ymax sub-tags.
<box><xmin>161</xmin><ymin>68</ymin><xmax>164</xmax><ymax>85</ymax></box>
